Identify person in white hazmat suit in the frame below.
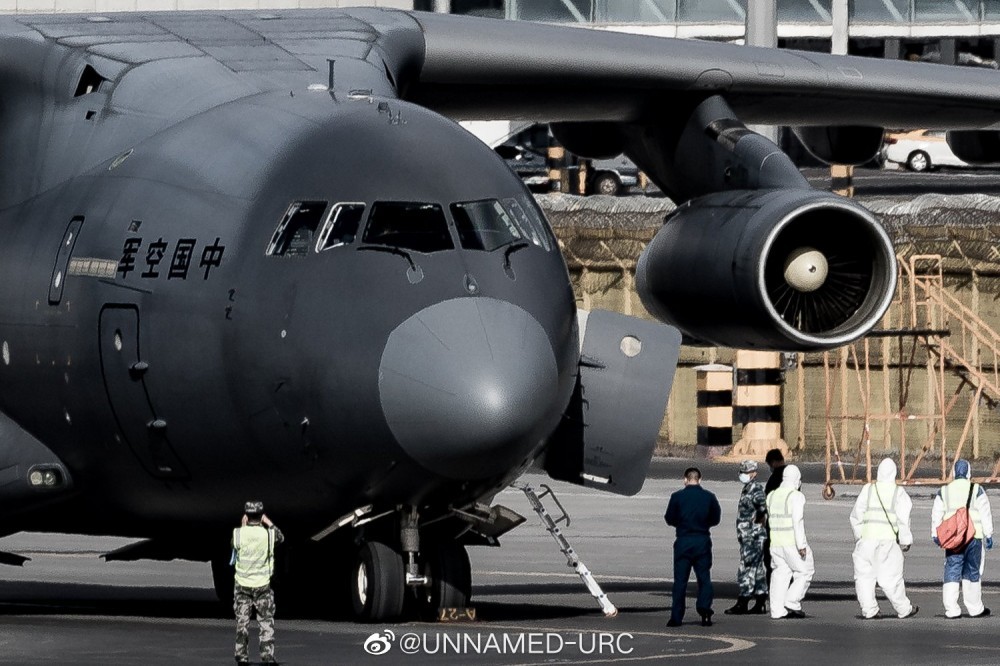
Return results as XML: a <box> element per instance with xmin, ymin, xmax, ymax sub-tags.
<box><xmin>931</xmin><ymin>458</ymin><xmax>993</xmax><ymax>618</ymax></box>
<box><xmin>766</xmin><ymin>464</ymin><xmax>814</xmax><ymax>619</ymax></box>
<box><xmin>849</xmin><ymin>458</ymin><xmax>918</xmax><ymax>619</ymax></box>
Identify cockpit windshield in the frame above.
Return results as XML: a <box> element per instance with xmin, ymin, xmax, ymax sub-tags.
<box><xmin>316</xmin><ymin>203</ymin><xmax>366</xmax><ymax>251</ymax></box>
<box><xmin>502</xmin><ymin>197</ymin><xmax>553</xmax><ymax>252</ymax></box>
<box><xmin>265</xmin><ymin>201</ymin><xmax>328</xmax><ymax>257</ymax></box>
<box><xmin>451</xmin><ymin>200</ymin><xmax>522</xmax><ymax>252</ymax></box>
<box><xmin>362</xmin><ymin>202</ymin><xmax>454</xmax><ymax>254</ymax></box>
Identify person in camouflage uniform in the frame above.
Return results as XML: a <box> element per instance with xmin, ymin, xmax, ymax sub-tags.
<box><xmin>725</xmin><ymin>460</ymin><xmax>769</xmax><ymax>615</ymax></box>
<box><xmin>232</xmin><ymin>501</ymin><xmax>284</xmax><ymax>666</ymax></box>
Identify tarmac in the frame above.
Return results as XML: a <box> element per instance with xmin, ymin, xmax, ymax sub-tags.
<box><xmin>2</xmin><ymin>461</ymin><xmax>1000</xmax><ymax>665</ymax></box>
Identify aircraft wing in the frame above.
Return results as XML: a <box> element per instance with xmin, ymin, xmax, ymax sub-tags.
<box><xmin>405</xmin><ymin>11</ymin><xmax>1000</xmax><ymax>129</ymax></box>
<box><xmin>5</xmin><ymin>9</ymin><xmax>1000</xmax><ymax>131</ymax></box>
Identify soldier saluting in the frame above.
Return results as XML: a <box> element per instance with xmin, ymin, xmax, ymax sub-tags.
<box><xmin>725</xmin><ymin>460</ymin><xmax>769</xmax><ymax>615</ymax></box>
<box><xmin>232</xmin><ymin>501</ymin><xmax>284</xmax><ymax>666</ymax></box>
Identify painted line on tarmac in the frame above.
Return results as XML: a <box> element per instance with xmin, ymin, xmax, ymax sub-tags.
<box><xmin>480</xmin><ymin>625</ymin><xmax>754</xmax><ymax>664</ymax></box>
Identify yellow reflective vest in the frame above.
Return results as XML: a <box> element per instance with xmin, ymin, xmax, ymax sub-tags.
<box><xmin>860</xmin><ymin>481</ymin><xmax>901</xmax><ymax>541</ymax></box>
<box><xmin>942</xmin><ymin>478</ymin><xmax>984</xmax><ymax>539</ymax></box>
<box><xmin>233</xmin><ymin>525</ymin><xmax>276</xmax><ymax>589</ymax></box>
<box><xmin>767</xmin><ymin>487</ymin><xmax>798</xmax><ymax>547</ymax></box>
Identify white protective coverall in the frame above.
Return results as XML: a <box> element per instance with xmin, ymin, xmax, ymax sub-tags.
<box><xmin>850</xmin><ymin>458</ymin><xmax>916</xmax><ymax>618</ymax></box>
<box><xmin>767</xmin><ymin>464</ymin><xmax>815</xmax><ymax>619</ymax></box>
<box><xmin>931</xmin><ymin>462</ymin><xmax>994</xmax><ymax>618</ymax></box>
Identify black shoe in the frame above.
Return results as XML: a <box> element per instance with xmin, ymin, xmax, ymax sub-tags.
<box><xmin>899</xmin><ymin>606</ymin><xmax>918</xmax><ymax>619</ymax></box>
<box><xmin>724</xmin><ymin>597</ymin><xmax>750</xmax><ymax>615</ymax></box>
<box><xmin>236</xmin><ymin>661</ymin><xmax>249</xmax><ymax>666</ymax></box>
<box><xmin>701</xmin><ymin>615</ymin><xmax>713</xmax><ymax>627</ymax></box>
<box><xmin>749</xmin><ymin>595</ymin><xmax>768</xmax><ymax>614</ymax></box>
<box><xmin>862</xmin><ymin>611</ymin><xmax>881</xmax><ymax>619</ymax></box>
<box><xmin>666</xmin><ymin>619</ymin><xmax>682</xmax><ymax>627</ymax></box>
<box><xmin>972</xmin><ymin>608</ymin><xmax>991</xmax><ymax>618</ymax></box>
<box><xmin>784</xmin><ymin>609</ymin><xmax>806</xmax><ymax>619</ymax></box>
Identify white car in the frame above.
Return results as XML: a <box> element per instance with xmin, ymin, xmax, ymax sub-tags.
<box><xmin>883</xmin><ymin>129</ymin><xmax>970</xmax><ymax>172</ymax></box>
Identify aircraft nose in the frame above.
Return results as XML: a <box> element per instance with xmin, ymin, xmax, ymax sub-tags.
<box><xmin>379</xmin><ymin>297</ymin><xmax>559</xmax><ymax>480</ymax></box>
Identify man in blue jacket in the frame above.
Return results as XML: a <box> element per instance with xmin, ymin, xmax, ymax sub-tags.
<box><xmin>665</xmin><ymin>467</ymin><xmax>722</xmax><ymax>627</ymax></box>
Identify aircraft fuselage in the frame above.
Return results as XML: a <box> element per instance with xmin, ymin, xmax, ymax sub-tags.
<box><xmin>0</xmin><ymin>55</ymin><xmax>578</xmax><ymax>538</ymax></box>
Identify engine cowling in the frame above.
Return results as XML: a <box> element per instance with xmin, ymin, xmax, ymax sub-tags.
<box><xmin>636</xmin><ymin>189</ymin><xmax>896</xmax><ymax>351</ymax></box>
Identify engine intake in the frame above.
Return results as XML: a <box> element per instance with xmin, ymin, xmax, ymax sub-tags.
<box><xmin>636</xmin><ymin>189</ymin><xmax>896</xmax><ymax>351</ymax></box>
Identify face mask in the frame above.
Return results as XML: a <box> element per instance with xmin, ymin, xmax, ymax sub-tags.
<box><xmin>739</xmin><ymin>473</ymin><xmax>751</xmax><ymax>484</ymax></box>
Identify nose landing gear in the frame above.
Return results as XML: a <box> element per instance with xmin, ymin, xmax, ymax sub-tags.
<box><xmin>348</xmin><ymin>506</ymin><xmax>473</xmax><ymax>623</ymax></box>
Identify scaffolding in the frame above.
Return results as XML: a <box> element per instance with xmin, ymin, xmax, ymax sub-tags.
<box><xmin>822</xmin><ymin>254</ymin><xmax>1000</xmax><ymax>498</ymax></box>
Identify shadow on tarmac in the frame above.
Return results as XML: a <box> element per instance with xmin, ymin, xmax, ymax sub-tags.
<box><xmin>5</xmin><ymin>576</ymin><xmax>1000</xmax><ymax>624</ymax></box>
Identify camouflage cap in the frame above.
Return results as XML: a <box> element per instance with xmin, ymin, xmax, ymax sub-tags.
<box><xmin>739</xmin><ymin>460</ymin><xmax>758</xmax><ymax>474</ymax></box>
<box><xmin>244</xmin><ymin>500</ymin><xmax>264</xmax><ymax>514</ymax></box>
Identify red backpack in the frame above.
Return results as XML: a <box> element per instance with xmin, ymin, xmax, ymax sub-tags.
<box><xmin>936</xmin><ymin>483</ymin><xmax>976</xmax><ymax>550</ymax></box>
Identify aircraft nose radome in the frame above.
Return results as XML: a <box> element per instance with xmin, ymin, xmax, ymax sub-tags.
<box><xmin>379</xmin><ymin>297</ymin><xmax>559</xmax><ymax>480</ymax></box>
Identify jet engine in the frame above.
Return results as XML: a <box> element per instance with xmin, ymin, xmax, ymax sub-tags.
<box><xmin>636</xmin><ymin>189</ymin><xmax>896</xmax><ymax>351</ymax></box>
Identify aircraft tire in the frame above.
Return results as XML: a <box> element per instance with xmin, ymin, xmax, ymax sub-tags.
<box><xmin>426</xmin><ymin>542</ymin><xmax>472</xmax><ymax>613</ymax></box>
<box><xmin>351</xmin><ymin>541</ymin><xmax>405</xmax><ymax>622</ymax></box>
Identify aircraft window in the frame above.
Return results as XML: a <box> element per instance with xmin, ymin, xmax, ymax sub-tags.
<box><xmin>362</xmin><ymin>202</ymin><xmax>454</xmax><ymax>254</ymax></box>
<box><xmin>316</xmin><ymin>203</ymin><xmax>366</xmax><ymax>252</ymax></box>
<box><xmin>502</xmin><ymin>197</ymin><xmax>552</xmax><ymax>252</ymax></box>
<box><xmin>451</xmin><ymin>199</ymin><xmax>522</xmax><ymax>252</ymax></box>
<box><xmin>265</xmin><ymin>201</ymin><xmax>328</xmax><ymax>257</ymax></box>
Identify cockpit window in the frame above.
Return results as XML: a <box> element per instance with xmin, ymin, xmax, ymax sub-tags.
<box><xmin>266</xmin><ymin>201</ymin><xmax>328</xmax><ymax>257</ymax></box>
<box><xmin>502</xmin><ymin>197</ymin><xmax>553</xmax><ymax>252</ymax></box>
<box><xmin>362</xmin><ymin>202</ymin><xmax>454</xmax><ymax>254</ymax></box>
<box><xmin>451</xmin><ymin>199</ymin><xmax>522</xmax><ymax>252</ymax></box>
<box><xmin>316</xmin><ymin>203</ymin><xmax>366</xmax><ymax>252</ymax></box>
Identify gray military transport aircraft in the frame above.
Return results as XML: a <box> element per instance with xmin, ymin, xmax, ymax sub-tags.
<box><xmin>2</xmin><ymin>6</ymin><xmax>996</xmax><ymax>622</ymax></box>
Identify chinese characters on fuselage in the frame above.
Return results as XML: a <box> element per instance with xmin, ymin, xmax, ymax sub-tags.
<box><xmin>117</xmin><ymin>237</ymin><xmax>225</xmax><ymax>280</ymax></box>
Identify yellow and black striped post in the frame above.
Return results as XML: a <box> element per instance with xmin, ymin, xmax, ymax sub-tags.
<box><xmin>831</xmin><ymin>164</ymin><xmax>854</xmax><ymax>197</ymax></box>
<box><xmin>695</xmin><ymin>364</ymin><xmax>733</xmax><ymax>457</ymax></box>
<box><xmin>547</xmin><ymin>145</ymin><xmax>565</xmax><ymax>193</ymax></box>
<box><xmin>730</xmin><ymin>350</ymin><xmax>790</xmax><ymax>459</ymax></box>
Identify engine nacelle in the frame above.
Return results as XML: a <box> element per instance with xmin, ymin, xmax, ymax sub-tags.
<box><xmin>636</xmin><ymin>189</ymin><xmax>896</xmax><ymax>351</ymax></box>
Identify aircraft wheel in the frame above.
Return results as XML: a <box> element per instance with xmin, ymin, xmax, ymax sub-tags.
<box><xmin>351</xmin><ymin>541</ymin><xmax>405</xmax><ymax>622</ymax></box>
<box><xmin>415</xmin><ymin>542</ymin><xmax>472</xmax><ymax>618</ymax></box>
<box><xmin>906</xmin><ymin>150</ymin><xmax>931</xmax><ymax>172</ymax></box>
<box><xmin>822</xmin><ymin>484</ymin><xmax>836</xmax><ymax>500</ymax></box>
<box><xmin>591</xmin><ymin>172</ymin><xmax>621</xmax><ymax>196</ymax></box>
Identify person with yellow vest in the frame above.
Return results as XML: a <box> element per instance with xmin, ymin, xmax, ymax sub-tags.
<box><xmin>849</xmin><ymin>458</ymin><xmax>918</xmax><ymax>619</ymax></box>
<box><xmin>931</xmin><ymin>459</ymin><xmax>993</xmax><ymax>619</ymax></box>
<box><xmin>232</xmin><ymin>500</ymin><xmax>284</xmax><ymax>665</ymax></box>
<box><xmin>766</xmin><ymin>464</ymin><xmax>814</xmax><ymax>619</ymax></box>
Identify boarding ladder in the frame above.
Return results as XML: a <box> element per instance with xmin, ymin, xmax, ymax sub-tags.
<box><xmin>520</xmin><ymin>483</ymin><xmax>618</xmax><ymax>617</ymax></box>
